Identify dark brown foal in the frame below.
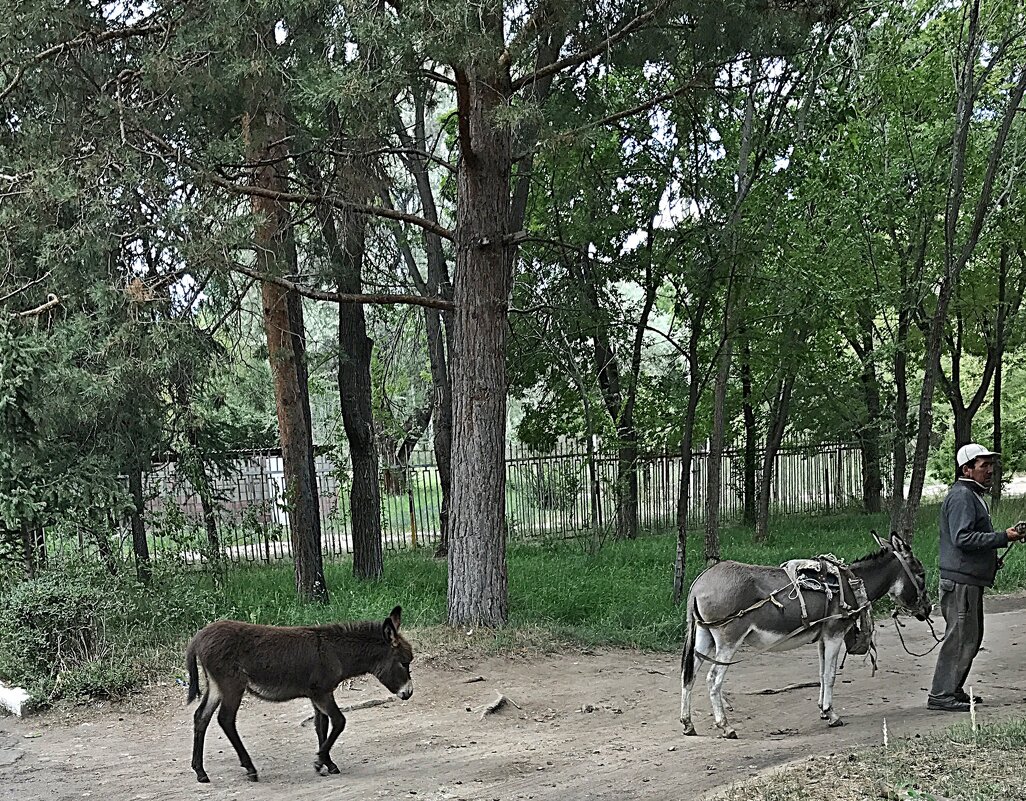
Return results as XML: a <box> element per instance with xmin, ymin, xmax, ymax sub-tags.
<box><xmin>186</xmin><ymin>606</ymin><xmax>413</xmax><ymax>783</ymax></box>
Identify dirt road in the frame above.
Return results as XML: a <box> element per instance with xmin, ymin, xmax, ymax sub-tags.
<box><xmin>3</xmin><ymin>598</ymin><xmax>1026</xmax><ymax>801</ymax></box>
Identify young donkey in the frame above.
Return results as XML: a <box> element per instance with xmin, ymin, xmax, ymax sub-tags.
<box><xmin>186</xmin><ymin>606</ymin><xmax>413</xmax><ymax>783</ymax></box>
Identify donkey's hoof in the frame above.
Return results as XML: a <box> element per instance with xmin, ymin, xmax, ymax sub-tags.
<box><xmin>195</xmin><ymin>773</ymin><xmax>210</xmax><ymax>784</ymax></box>
<box><xmin>327</xmin><ymin>763</ymin><xmax>340</xmax><ymax>775</ymax></box>
<box><xmin>828</xmin><ymin>718</ymin><xmax>845</xmax><ymax>728</ymax></box>
<box><xmin>246</xmin><ymin>771</ymin><xmax>259</xmax><ymax>782</ymax></box>
<box><xmin>820</xmin><ymin>711</ymin><xmax>830</xmax><ymax>720</ymax></box>
<box><xmin>681</xmin><ymin>721</ymin><xmax>698</xmax><ymax>736</ymax></box>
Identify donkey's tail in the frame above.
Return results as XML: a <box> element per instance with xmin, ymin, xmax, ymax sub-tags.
<box><xmin>186</xmin><ymin>642</ymin><xmax>200</xmax><ymax>704</ymax></box>
<box><xmin>680</xmin><ymin>592</ymin><xmax>698</xmax><ymax>687</ymax></box>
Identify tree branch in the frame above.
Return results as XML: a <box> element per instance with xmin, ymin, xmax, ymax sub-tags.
<box><xmin>510</xmin><ymin>1</ymin><xmax>670</xmax><ymax>92</ymax></box>
<box><xmin>226</xmin><ymin>260</ymin><xmax>454</xmax><ymax>310</ymax></box>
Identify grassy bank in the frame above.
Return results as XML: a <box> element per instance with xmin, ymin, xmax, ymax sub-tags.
<box><xmin>714</xmin><ymin>716</ymin><xmax>1026</xmax><ymax>800</ymax></box>
<box><xmin>4</xmin><ymin>499</ymin><xmax>1026</xmax><ymax>702</ymax></box>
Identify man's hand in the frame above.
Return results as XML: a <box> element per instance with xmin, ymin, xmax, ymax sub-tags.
<box><xmin>1006</xmin><ymin>521</ymin><xmax>1026</xmax><ymax>541</ymax></box>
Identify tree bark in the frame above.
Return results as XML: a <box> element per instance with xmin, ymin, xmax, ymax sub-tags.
<box><xmin>251</xmin><ymin>101</ymin><xmax>329</xmax><ymax>604</ymax></box>
<box><xmin>128</xmin><ymin>463</ymin><xmax>151</xmax><ymax>585</ymax></box>
<box><xmin>755</xmin><ymin>372</ymin><xmax>795</xmax><ymax>542</ymax></box>
<box><xmin>446</xmin><ymin>51</ymin><xmax>513</xmax><ymax>627</ymax></box>
<box><xmin>704</xmin><ymin>323</ymin><xmax>732</xmax><ymax>565</ymax></box>
<box><xmin>740</xmin><ymin>329</ymin><xmax>757</xmax><ymax>526</ymax></box>
<box><xmin>337</xmin><ymin>223</ymin><xmax>383</xmax><ymax>581</ymax></box>
<box><xmin>857</xmin><ymin>311</ymin><xmax>883</xmax><ymax>514</ymax></box>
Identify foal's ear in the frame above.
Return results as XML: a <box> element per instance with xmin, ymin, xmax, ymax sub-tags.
<box><xmin>383</xmin><ymin>606</ymin><xmax>402</xmax><ymax>646</ymax></box>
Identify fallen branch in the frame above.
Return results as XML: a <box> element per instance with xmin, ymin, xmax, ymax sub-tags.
<box><xmin>749</xmin><ymin>681</ymin><xmax>819</xmax><ymax>695</ymax></box>
<box><xmin>463</xmin><ymin>676</ymin><xmax>486</xmax><ymax>684</ymax></box>
<box><xmin>480</xmin><ymin>691</ymin><xmax>521</xmax><ymax>719</ymax></box>
<box><xmin>300</xmin><ymin>696</ymin><xmax>395</xmax><ymax>725</ymax></box>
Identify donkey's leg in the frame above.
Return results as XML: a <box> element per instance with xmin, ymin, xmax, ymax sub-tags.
<box><xmin>216</xmin><ymin>687</ymin><xmax>259</xmax><ymax>781</ymax></box>
<box><xmin>313</xmin><ymin>706</ymin><xmax>328</xmax><ymax>748</ymax></box>
<box><xmin>819</xmin><ymin>633</ymin><xmax>846</xmax><ymax>727</ymax></box>
<box><xmin>191</xmin><ymin>684</ymin><xmax>222</xmax><ymax>783</ymax></box>
<box><xmin>680</xmin><ymin>625</ymin><xmax>714</xmax><ymax>736</ymax></box>
<box><xmin>707</xmin><ymin>632</ymin><xmax>741</xmax><ymax>739</ymax></box>
<box><xmin>817</xmin><ymin>639</ymin><xmax>829</xmax><ymax>719</ymax></box>
<box><xmin>311</xmin><ymin>693</ymin><xmax>347</xmax><ymax>775</ymax></box>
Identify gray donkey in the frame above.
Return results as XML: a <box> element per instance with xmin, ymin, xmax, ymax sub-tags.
<box><xmin>680</xmin><ymin>533</ymin><xmax>931</xmax><ymax>738</ymax></box>
<box><xmin>186</xmin><ymin>606</ymin><xmax>413</xmax><ymax>783</ymax></box>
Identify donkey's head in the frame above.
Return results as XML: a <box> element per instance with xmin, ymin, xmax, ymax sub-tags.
<box><xmin>375</xmin><ymin>606</ymin><xmax>414</xmax><ymax>700</ymax></box>
<box><xmin>873</xmin><ymin>531</ymin><xmax>932</xmax><ymax>620</ymax></box>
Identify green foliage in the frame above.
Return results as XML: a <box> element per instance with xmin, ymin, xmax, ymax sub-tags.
<box><xmin>0</xmin><ymin>560</ymin><xmax>220</xmax><ymax>703</ymax></box>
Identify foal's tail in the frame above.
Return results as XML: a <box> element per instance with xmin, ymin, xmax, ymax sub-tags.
<box><xmin>186</xmin><ymin>642</ymin><xmax>200</xmax><ymax>704</ymax></box>
<box><xmin>680</xmin><ymin>592</ymin><xmax>698</xmax><ymax>687</ymax></box>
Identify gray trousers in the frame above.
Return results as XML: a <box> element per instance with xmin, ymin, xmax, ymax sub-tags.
<box><xmin>929</xmin><ymin>580</ymin><xmax>985</xmax><ymax>699</ymax></box>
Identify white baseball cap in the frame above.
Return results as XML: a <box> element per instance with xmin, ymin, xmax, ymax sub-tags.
<box><xmin>956</xmin><ymin>443</ymin><xmax>1000</xmax><ymax>467</ymax></box>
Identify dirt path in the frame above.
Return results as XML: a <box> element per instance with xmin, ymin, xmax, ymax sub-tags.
<box><xmin>3</xmin><ymin>598</ymin><xmax>1026</xmax><ymax>801</ymax></box>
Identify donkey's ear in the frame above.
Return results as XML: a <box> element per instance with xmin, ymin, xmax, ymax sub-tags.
<box><xmin>870</xmin><ymin>530</ymin><xmax>887</xmax><ymax>549</ymax></box>
<box><xmin>890</xmin><ymin>532</ymin><xmax>910</xmax><ymax>552</ymax></box>
<box><xmin>383</xmin><ymin>606</ymin><xmax>402</xmax><ymax>646</ymax></box>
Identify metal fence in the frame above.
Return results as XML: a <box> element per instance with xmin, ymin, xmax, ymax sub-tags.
<box><xmin>40</xmin><ymin>441</ymin><xmax>870</xmax><ymax>566</ymax></box>
<box><xmin>42</xmin><ymin>441</ymin><xmax>866</xmax><ymax>566</ymax></box>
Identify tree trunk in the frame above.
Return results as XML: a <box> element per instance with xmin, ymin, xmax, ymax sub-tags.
<box><xmin>251</xmin><ymin>103</ymin><xmax>329</xmax><ymax>604</ymax></box>
<box><xmin>128</xmin><ymin>464</ymin><xmax>151</xmax><ymax>585</ymax></box>
<box><xmin>338</xmin><ymin>260</ymin><xmax>382</xmax><ymax>580</ymax></box>
<box><xmin>888</xmin><ymin>311</ymin><xmax>910</xmax><ymax>533</ymax></box>
<box><xmin>446</xmin><ymin>54</ymin><xmax>513</xmax><ymax>627</ymax></box>
<box><xmin>740</xmin><ymin>330</ymin><xmax>757</xmax><ymax>526</ymax></box>
<box><xmin>857</xmin><ymin>314</ymin><xmax>883</xmax><ymax>514</ymax></box>
<box><xmin>615</xmin><ymin>434</ymin><xmax>640</xmax><ymax>540</ymax></box>
<box><xmin>704</xmin><ymin>329</ymin><xmax>733</xmax><ymax>565</ymax></box>
<box><xmin>673</xmin><ymin>383</ymin><xmax>702</xmax><ymax>604</ymax></box>
<box><xmin>755</xmin><ymin>373</ymin><xmax>795</xmax><ymax>542</ymax></box>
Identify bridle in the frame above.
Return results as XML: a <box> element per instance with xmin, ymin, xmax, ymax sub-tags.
<box><xmin>889</xmin><ymin>547</ymin><xmax>943</xmax><ymax>656</ymax></box>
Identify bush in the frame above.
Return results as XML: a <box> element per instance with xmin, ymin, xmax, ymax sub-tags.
<box><xmin>0</xmin><ymin>562</ymin><xmax>133</xmax><ymax>701</ymax></box>
<box><xmin>0</xmin><ymin>559</ymin><xmax>220</xmax><ymax>704</ymax></box>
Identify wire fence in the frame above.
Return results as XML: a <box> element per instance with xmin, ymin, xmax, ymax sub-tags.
<box><xmin>42</xmin><ymin>440</ymin><xmax>867</xmax><ymax>566</ymax></box>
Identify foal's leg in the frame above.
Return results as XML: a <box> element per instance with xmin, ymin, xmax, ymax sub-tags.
<box><xmin>217</xmin><ymin>686</ymin><xmax>259</xmax><ymax>781</ymax></box>
<box><xmin>313</xmin><ymin>706</ymin><xmax>328</xmax><ymax>749</ymax></box>
<box><xmin>818</xmin><ymin>633</ymin><xmax>845</xmax><ymax>727</ymax></box>
<box><xmin>680</xmin><ymin>625</ymin><xmax>714</xmax><ymax>736</ymax></box>
<box><xmin>311</xmin><ymin>693</ymin><xmax>347</xmax><ymax>775</ymax></box>
<box><xmin>191</xmin><ymin>683</ymin><xmax>222</xmax><ymax>783</ymax></box>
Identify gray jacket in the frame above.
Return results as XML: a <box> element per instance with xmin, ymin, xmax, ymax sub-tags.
<box><xmin>939</xmin><ymin>479</ymin><xmax>1009</xmax><ymax>587</ymax></box>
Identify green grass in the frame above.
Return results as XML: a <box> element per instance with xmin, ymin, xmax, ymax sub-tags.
<box><xmin>11</xmin><ymin>500</ymin><xmax>1026</xmax><ymax>704</ymax></box>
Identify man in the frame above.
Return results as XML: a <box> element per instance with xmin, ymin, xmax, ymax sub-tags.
<box><xmin>927</xmin><ymin>443</ymin><xmax>1026</xmax><ymax>712</ymax></box>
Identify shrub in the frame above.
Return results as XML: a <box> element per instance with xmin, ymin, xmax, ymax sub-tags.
<box><xmin>0</xmin><ymin>562</ymin><xmax>133</xmax><ymax>701</ymax></box>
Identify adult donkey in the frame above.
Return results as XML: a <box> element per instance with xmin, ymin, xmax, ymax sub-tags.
<box><xmin>186</xmin><ymin>606</ymin><xmax>413</xmax><ymax>783</ymax></box>
<box><xmin>680</xmin><ymin>533</ymin><xmax>931</xmax><ymax>738</ymax></box>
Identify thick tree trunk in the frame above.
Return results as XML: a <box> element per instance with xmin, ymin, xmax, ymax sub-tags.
<box><xmin>128</xmin><ymin>464</ymin><xmax>151</xmax><ymax>585</ymax></box>
<box><xmin>251</xmin><ymin>104</ymin><xmax>328</xmax><ymax>604</ymax></box>
<box><xmin>447</xmin><ymin>55</ymin><xmax>512</xmax><ymax>627</ymax></box>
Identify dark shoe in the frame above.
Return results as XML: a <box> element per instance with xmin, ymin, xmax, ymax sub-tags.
<box><xmin>955</xmin><ymin>690</ymin><xmax>983</xmax><ymax>705</ymax></box>
<box><xmin>927</xmin><ymin>696</ymin><xmax>970</xmax><ymax>712</ymax></box>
